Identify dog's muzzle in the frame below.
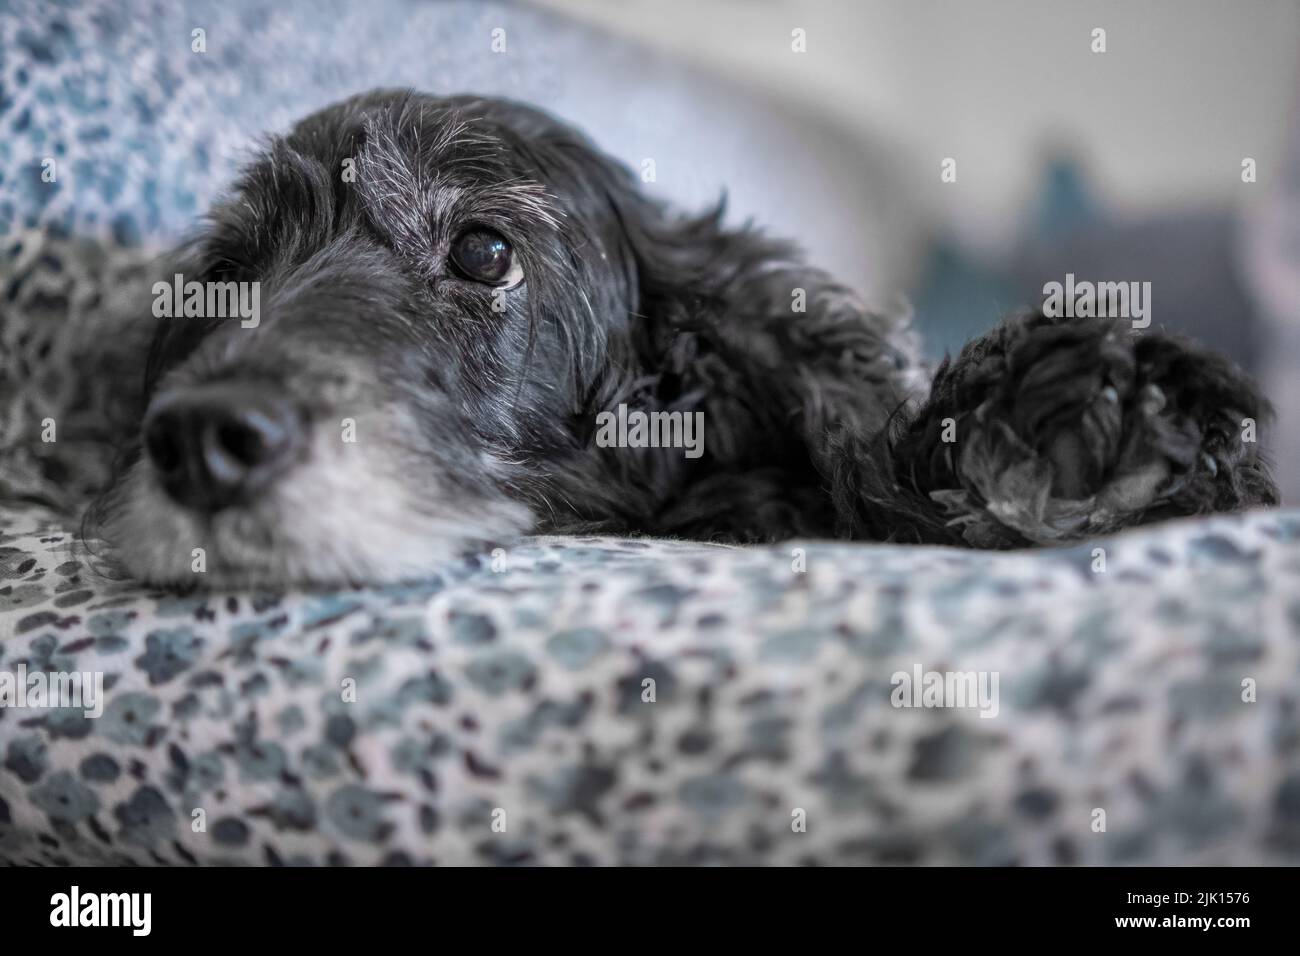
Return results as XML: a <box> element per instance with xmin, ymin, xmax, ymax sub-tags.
<box><xmin>143</xmin><ymin>382</ymin><xmax>303</xmax><ymax>514</ymax></box>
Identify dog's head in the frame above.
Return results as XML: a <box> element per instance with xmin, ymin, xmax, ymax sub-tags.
<box><xmin>102</xmin><ymin>90</ymin><xmax>705</xmax><ymax>586</ymax></box>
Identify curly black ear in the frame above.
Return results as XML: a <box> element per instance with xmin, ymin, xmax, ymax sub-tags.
<box><xmin>538</xmin><ymin>138</ymin><xmax>928</xmax><ymax>540</ymax></box>
<box><xmin>584</xmin><ymin>155</ymin><xmax>805</xmax><ymax>325</ymax></box>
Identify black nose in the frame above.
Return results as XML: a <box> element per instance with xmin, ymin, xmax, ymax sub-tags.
<box><xmin>143</xmin><ymin>383</ymin><xmax>301</xmax><ymax>513</ymax></box>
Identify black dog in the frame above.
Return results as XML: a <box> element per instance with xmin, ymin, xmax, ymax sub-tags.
<box><xmin>99</xmin><ymin>90</ymin><xmax>1278</xmax><ymax>586</ymax></box>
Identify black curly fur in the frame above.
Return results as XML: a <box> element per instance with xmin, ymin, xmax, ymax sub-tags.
<box><xmin>97</xmin><ymin>90</ymin><xmax>1278</xmax><ymax>584</ymax></box>
<box><xmin>874</xmin><ymin>311</ymin><xmax>1277</xmax><ymax>548</ymax></box>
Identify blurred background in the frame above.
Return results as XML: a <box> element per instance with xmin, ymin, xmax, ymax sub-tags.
<box><xmin>5</xmin><ymin>0</ymin><xmax>1297</xmax><ymax>497</ymax></box>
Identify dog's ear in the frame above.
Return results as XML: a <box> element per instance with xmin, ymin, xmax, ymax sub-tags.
<box><xmin>579</xmin><ymin>144</ymin><xmax>922</xmax><ymax>470</ymax></box>
<box><xmin>580</xmin><ymin>153</ymin><xmax>799</xmax><ymax>326</ymax></box>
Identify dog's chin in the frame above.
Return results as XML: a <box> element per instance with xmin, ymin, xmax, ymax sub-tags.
<box><xmin>101</xmin><ymin>411</ymin><xmax>533</xmax><ymax>589</ymax></box>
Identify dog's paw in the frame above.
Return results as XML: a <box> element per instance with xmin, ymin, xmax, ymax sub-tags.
<box><xmin>893</xmin><ymin>310</ymin><xmax>1278</xmax><ymax>546</ymax></box>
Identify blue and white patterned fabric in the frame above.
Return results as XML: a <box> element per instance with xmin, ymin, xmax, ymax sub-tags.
<box><xmin>3</xmin><ymin>503</ymin><xmax>1300</xmax><ymax>865</ymax></box>
<box><xmin>1</xmin><ymin>0</ymin><xmax>1298</xmax><ymax>865</ymax></box>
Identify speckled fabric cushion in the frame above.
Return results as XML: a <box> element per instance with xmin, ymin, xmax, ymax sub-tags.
<box><xmin>2</xmin><ymin>504</ymin><xmax>1300</xmax><ymax>865</ymax></box>
<box><xmin>3</xmin><ymin>0</ymin><xmax>1300</xmax><ymax>866</ymax></box>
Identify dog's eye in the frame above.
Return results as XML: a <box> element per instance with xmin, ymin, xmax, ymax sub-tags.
<box><xmin>449</xmin><ymin>228</ymin><xmax>523</xmax><ymax>289</ymax></box>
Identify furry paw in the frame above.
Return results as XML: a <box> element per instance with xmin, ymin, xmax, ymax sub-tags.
<box><xmin>892</xmin><ymin>310</ymin><xmax>1278</xmax><ymax>547</ymax></box>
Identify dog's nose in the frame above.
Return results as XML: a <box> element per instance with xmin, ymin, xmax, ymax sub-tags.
<box><xmin>143</xmin><ymin>383</ymin><xmax>301</xmax><ymax>513</ymax></box>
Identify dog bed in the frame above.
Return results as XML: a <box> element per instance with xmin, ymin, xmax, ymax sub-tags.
<box><xmin>2</xmin><ymin>0</ymin><xmax>1299</xmax><ymax>866</ymax></box>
